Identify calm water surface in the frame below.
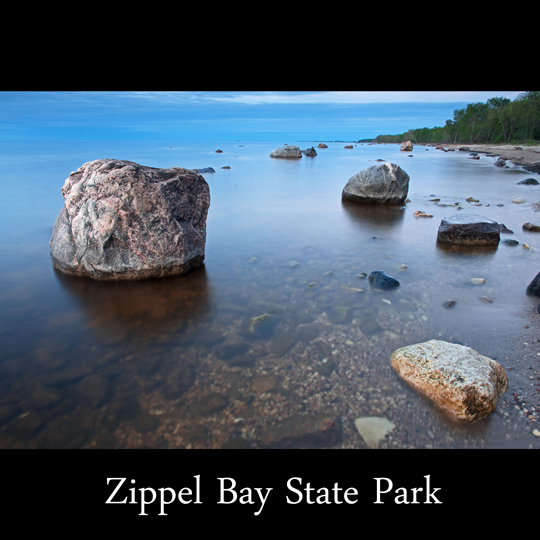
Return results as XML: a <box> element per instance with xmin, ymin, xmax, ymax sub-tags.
<box><xmin>0</xmin><ymin>140</ymin><xmax>539</xmax><ymax>449</ymax></box>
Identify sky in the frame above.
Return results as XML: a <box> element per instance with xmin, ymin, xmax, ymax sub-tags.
<box><xmin>0</xmin><ymin>91</ymin><xmax>525</xmax><ymax>142</ymax></box>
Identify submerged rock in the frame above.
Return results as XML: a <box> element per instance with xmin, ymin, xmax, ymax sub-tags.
<box><xmin>518</xmin><ymin>178</ymin><xmax>539</xmax><ymax>185</ymax></box>
<box><xmin>342</xmin><ymin>163</ymin><xmax>410</xmax><ymax>205</ymax></box>
<box><xmin>354</xmin><ymin>417</ymin><xmax>395</xmax><ymax>449</ymax></box>
<box><xmin>303</xmin><ymin>147</ymin><xmax>317</xmax><ymax>157</ymax></box>
<box><xmin>270</xmin><ymin>145</ymin><xmax>302</xmax><ymax>159</ymax></box>
<box><xmin>437</xmin><ymin>214</ymin><xmax>500</xmax><ymax>245</ymax></box>
<box><xmin>259</xmin><ymin>413</ymin><xmax>341</xmax><ymax>448</ymax></box>
<box><xmin>50</xmin><ymin>159</ymin><xmax>210</xmax><ymax>280</ymax></box>
<box><xmin>368</xmin><ymin>270</ymin><xmax>400</xmax><ymax>290</ymax></box>
<box><xmin>390</xmin><ymin>340</ymin><xmax>508</xmax><ymax>422</ymax></box>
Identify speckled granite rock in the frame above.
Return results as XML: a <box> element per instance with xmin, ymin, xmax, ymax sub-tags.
<box><xmin>342</xmin><ymin>163</ymin><xmax>410</xmax><ymax>205</ymax></box>
<box><xmin>390</xmin><ymin>340</ymin><xmax>508</xmax><ymax>422</ymax></box>
<box><xmin>50</xmin><ymin>159</ymin><xmax>210</xmax><ymax>280</ymax></box>
<box><xmin>270</xmin><ymin>145</ymin><xmax>302</xmax><ymax>159</ymax></box>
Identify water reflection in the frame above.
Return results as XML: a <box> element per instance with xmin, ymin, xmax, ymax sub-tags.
<box><xmin>53</xmin><ymin>265</ymin><xmax>212</xmax><ymax>344</ymax></box>
<box><xmin>341</xmin><ymin>200</ymin><xmax>406</xmax><ymax>232</ymax></box>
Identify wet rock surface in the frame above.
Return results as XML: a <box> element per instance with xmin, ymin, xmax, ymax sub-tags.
<box><xmin>391</xmin><ymin>340</ymin><xmax>508</xmax><ymax>422</ymax></box>
<box><xmin>437</xmin><ymin>214</ymin><xmax>500</xmax><ymax>245</ymax></box>
<box><xmin>50</xmin><ymin>159</ymin><xmax>210</xmax><ymax>280</ymax></box>
<box><xmin>342</xmin><ymin>163</ymin><xmax>410</xmax><ymax>205</ymax></box>
<box><xmin>270</xmin><ymin>146</ymin><xmax>302</xmax><ymax>158</ymax></box>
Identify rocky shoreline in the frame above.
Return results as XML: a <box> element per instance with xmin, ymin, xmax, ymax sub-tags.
<box><xmin>423</xmin><ymin>143</ymin><xmax>540</xmax><ymax>174</ymax></box>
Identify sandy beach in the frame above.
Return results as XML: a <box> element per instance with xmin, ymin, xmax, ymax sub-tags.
<box><xmin>430</xmin><ymin>143</ymin><xmax>540</xmax><ymax>174</ymax></box>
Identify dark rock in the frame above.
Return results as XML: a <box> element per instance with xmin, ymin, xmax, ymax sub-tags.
<box><xmin>194</xmin><ymin>167</ymin><xmax>215</xmax><ymax>174</ymax></box>
<box><xmin>501</xmin><ymin>239</ymin><xmax>519</xmax><ymax>246</ymax></box>
<box><xmin>317</xmin><ymin>143</ymin><xmax>328</xmax><ymax>149</ymax></box>
<box><xmin>198</xmin><ymin>328</ymin><xmax>225</xmax><ymax>347</ymax></box>
<box><xmin>437</xmin><ymin>214</ymin><xmax>500</xmax><ymax>245</ymax></box>
<box><xmin>523</xmin><ymin>222</ymin><xmax>540</xmax><ymax>232</ymax></box>
<box><xmin>526</xmin><ymin>271</ymin><xmax>540</xmax><ymax>297</ymax></box>
<box><xmin>494</xmin><ymin>160</ymin><xmax>506</xmax><ymax>167</ymax></box>
<box><xmin>518</xmin><ymin>178</ymin><xmax>539</xmax><ymax>185</ymax></box>
<box><xmin>221</xmin><ymin>437</ymin><xmax>250</xmax><ymax>449</ymax></box>
<box><xmin>443</xmin><ymin>300</ymin><xmax>457</xmax><ymax>308</ymax></box>
<box><xmin>191</xmin><ymin>393</ymin><xmax>228</xmax><ymax>416</ymax></box>
<box><xmin>459</xmin><ymin>147</ymin><xmax>471</xmax><ymax>151</ymax></box>
<box><xmin>499</xmin><ymin>223</ymin><xmax>514</xmax><ymax>234</ymax></box>
<box><xmin>342</xmin><ymin>163</ymin><xmax>410</xmax><ymax>205</ymax></box>
<box><xmin>304</xmin><ymin>147</ymin><xmax>317</xmax><ymax>157</ymax></box>
<box><xmin>368</xmin><ymin>270</ymin><xmax>400</xmax><ymax>289</ymax></box>
<box><xmin>259</xmin><ymin>413</ymin><xmax>342</xmax><ymax>448</ymax></box>
<box><xmin>132</xmin><ymin>414</ymin><xmax>159</xmax><ymax>434</ymax></box>
<box><xmin>78</xmin><ymin>375</ymin><xmax>110</xmax><ymax>407</ymax></box>
<box><xmin>50</xmin><ymin>159</ymin><xmax>210</xmax><ymax>280</ymax></box>
<box><xmin>162</xmin><ymin>363</ymin><xmax>196</xmax><ymax>399</ymax></box>
<box><xmin>316</xmin><ymin>359</ymin><xmax>338</xmax><ymax>377</ymax></box>
<box><xmin>215</xmin><ymin>342</ymin><xmax>249</xmax><ymax>360</ymax></box>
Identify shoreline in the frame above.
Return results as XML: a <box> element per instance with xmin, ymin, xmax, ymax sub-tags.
<box><xmin>421</xmin><ymin>142</ymin><xmax>540</xmax><ymax>174</ymax></box>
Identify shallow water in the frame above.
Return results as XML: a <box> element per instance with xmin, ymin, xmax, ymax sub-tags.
<box><xmin>0</xmin><ymin>140</ymin><xmax>539</xmax><ymax>449</ymax></box>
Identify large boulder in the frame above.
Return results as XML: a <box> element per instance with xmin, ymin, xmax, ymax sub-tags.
<box><xmin>437</xmin><ymin>214</ymin><xmax>500</xmax><ymax>245</ymax></box>
<box><xmin>270</xmin><ymin>145</ymin><xmax>302</xmax><ymax>159</ymax></box>
<box><xmin>50</xmin><ymin>159</ymin><xmax>210</xmax><ymax>280</ymax></box>
<box><xmin>390</xmin><ymin>340</ymin><xmax>508</xmax><ymax>422</ymax></box>
<box><xmin>341</xmin><ymin>162</ymin><xmax>410</xmax><ymax>205</ymax></box>
<box><xmin>400</xmin><ymin>140</ymin><xmax>413</xmax><ymax>151</ymax></box>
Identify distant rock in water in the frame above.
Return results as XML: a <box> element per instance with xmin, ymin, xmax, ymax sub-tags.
<box><xmin>400</xmin><ymin>140</ymin><xmax>413</xmax><ymax>151</ymax></box>
<box><xmin>368</xmin><ymin>270</ymin><xmax>400</xmax><ymax>289</ymax></box>
<box><xmin>523</xmin><ymin>222</ymin><xmax>540</xmax><ymax>232</ymax></box>
<box><xmin>50</xmin><ymin>159</ymin><xmax>210</xmax><ymax>280</ymax></box>
<box><xmin>303</xmin><ymin>147</ymin><xmax>317</xmax><ymax>157</ymax></box>
<box><xmin>342</xmin><ymin>162</ymin><xmax>410</xmax><ymax>205</ymax></box>
<box><xmin>518</xmin><ymin>178</ymin><xmax>539</xmax><ymax>185</ymax></box>
<box><xmin>270</xmin><ymin>146</ymin><xmax>302</xmax><ymax>159</ymax></box>
<box><xmin>437</xmin><ymin>214</ymin><xmax>500</xmax><ymax>245</ymax></box>
<box><xmin>317</xmin><ymin>143</ymin><xmax>328</xmax><ymax>148</ymax></box>
<box><xmin>194</xmin><ymin>167</ymin><xmax>215</xmax><ymax>174</ymax></box>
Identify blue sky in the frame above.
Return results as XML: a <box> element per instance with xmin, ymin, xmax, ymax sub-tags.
<box><xmin>0</xmin><ymin>91</ymin><xmax>524</xmax><ymax>141</ymax></box>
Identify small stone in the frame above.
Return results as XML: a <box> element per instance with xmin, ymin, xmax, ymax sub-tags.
<box><xmin>513</xmin><ymin>198</ymin><xmax>526</xmax><ymax>204</ymax></box>
<box><xmin>470</xmin><ymin>278</ymin><xmax>485</xmax><ymax>285</ymax></box>
<box><xmin>354</xmin><ymin>417</ymin><xmax>395</xmax><ymax>449</ymax></box>
<box><xmin>368</xmin><ymin>270</ymin><xmax>400</xmax><ymax>290</ymax></box>
<box><xmin>532</xmin><ymin>429</ymin><xmax>540</xmax><ymax>437</ymax></box>
<box><xmin>523</xmin><ymin>222</ymin><xmax>540</xmax><ymax>232</ymax></box>
<box><xmin>443</xmin><ymin>300</ymin><xmax>457</xmax><ymax>308</ymax></box>
<box><xmin>466</xmin><ymin>197</ymin><xmax>480</xmax><ymax>202</ymax></box>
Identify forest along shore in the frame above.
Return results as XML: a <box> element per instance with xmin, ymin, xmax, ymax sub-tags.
<box><xmin>425</xmin><ymin>143</ymin><xmax>540</xmax><ymax>174</ymax></box>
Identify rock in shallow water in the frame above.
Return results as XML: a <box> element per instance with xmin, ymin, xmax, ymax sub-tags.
<box><xmin>390</xmin><ymin>340</ymin><xmax>508</xmax><ymax>422</ymax></box>
<box><xmin>50</xmin><ymin>159</ymin><xmax>210</xmax><ymax>280</ymax></box>
<box><xmin>270</xmin><ymin>146</ymin><xmax>302</xmax><ymax>159</ymax></box>
<box><xmin>437</xmin><ymin>214</ymin><xmax>500</xmax><ymax>245</ymax></box>
<box><xmin>369</xmin><ymin>270</ymin><xmax>400</xmax><ymax>289</ymax></box>
<box><xmin>342</xmin><ymin>163</ymin><xmax>410</xmax><ymax>205</ymax></box>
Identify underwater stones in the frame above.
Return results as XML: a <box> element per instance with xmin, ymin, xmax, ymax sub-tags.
<box><xmin>436</xmin><ymin>214</ymin><xmax>500</xmax><ymax>245</ymax></box>
<box><xmin>259</xmin><ymin>413</ymin><xmax>341</xmax><ymax>448</ymax></box>
<box><xmin>215</xmin><ymin>342</ymin><xmax>249</xmax><ymax>360</ymax></box>
<box><xmin>270</xmin><ymin>145</ymin><xmax>302</xmax><ymax>158</ymax></box>
<box><xmin>342</xmin><ymin>163</ymin><xmax>410</xmax><ymax>205</ymax></box>
<box><xmin>50</xmin><ymin>159</ymin><xmax>210</xmax><ymax>280</ymax></box>
<box><xmin>245</xmin><ymin>313</ymin><xmax>276</xmax><ymax>339</ymax></box>
<box><xmin>390</xmin><ymin>340</ymin><xmax>508</xmax><ymax>422</ymax></box>
<box><xmin>368</xmin><ymin>270</ymin><xmax>400</xmax><ymax>290</ymax></box>
<box><xmin>354</xmin><ymin>417</ymin><xmax>395</xmax><ymax>449</ymax></box>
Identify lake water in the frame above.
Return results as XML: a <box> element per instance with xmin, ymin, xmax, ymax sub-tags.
<box><xmin>1</xmin><ymin>140</ymin><xmax>539</xmax><ymax>449</ymax></box>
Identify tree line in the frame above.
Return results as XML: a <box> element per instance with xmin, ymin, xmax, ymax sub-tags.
<box><xmin>372</xmin><ymin>91</ymin><xmax>540</xmax><ymax>145</ymax></box>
